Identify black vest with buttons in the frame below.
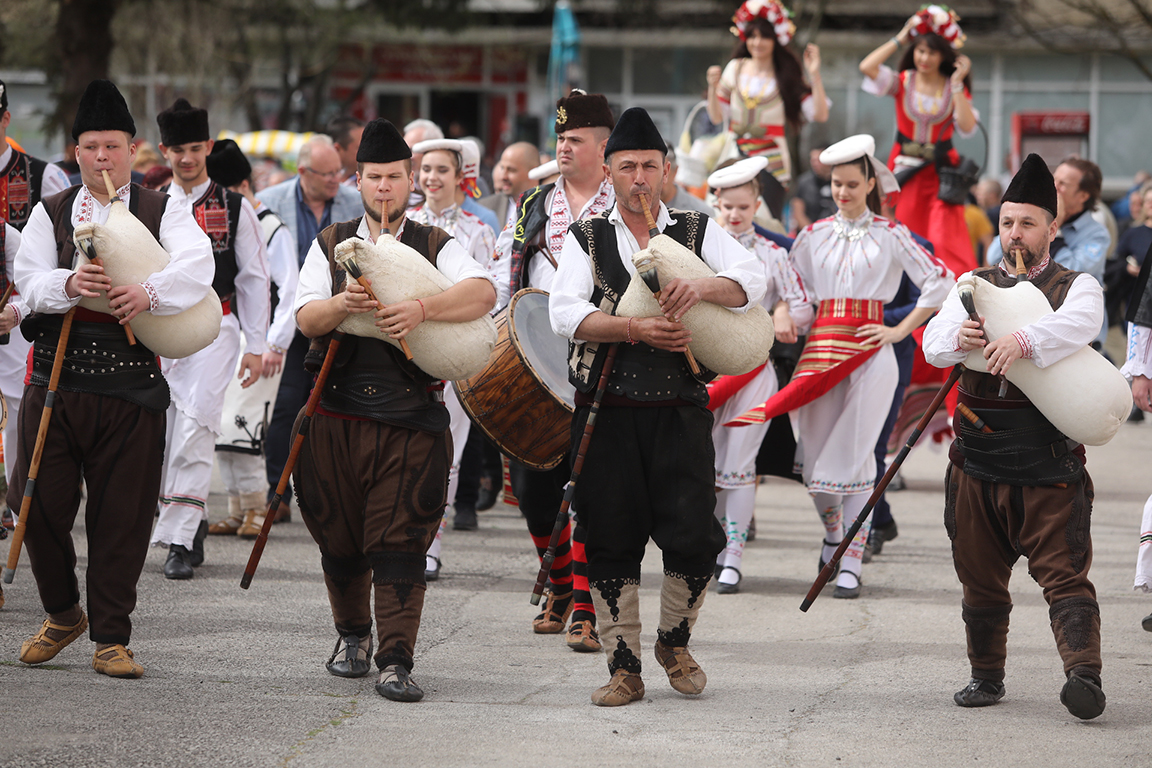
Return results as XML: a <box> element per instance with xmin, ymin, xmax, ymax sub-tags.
<box><xmin>566</xmin><ymin>208</ymin><xmax>713</xmax><ymax>406</ymax></box>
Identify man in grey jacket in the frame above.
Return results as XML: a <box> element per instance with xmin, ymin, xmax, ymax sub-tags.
<box><xmin>257</xmin><ymin>135</ymin><xmax>362</xmax><ymax>519</ymax></box>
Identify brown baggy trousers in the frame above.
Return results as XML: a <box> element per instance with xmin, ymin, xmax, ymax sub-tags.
<box><xmin>944</xmin><ymin>463</ymin><xmax>1101</xmax><ymax>683</ymax></box>
<box><xmin>293</xmin><ymin>412</ymin><xmax>450</xmax><ymax>672</ymax></box>
<box><xmin>6</xmin><ymin>388</ymin><xmax>166</xmax><ymax>646</ymax></box>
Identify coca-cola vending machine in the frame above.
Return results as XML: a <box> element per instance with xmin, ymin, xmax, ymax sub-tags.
<box><xmin>1010</xmin><ymin>111</ymin><xmax>1090</xmax><ymax>172</ymax></box>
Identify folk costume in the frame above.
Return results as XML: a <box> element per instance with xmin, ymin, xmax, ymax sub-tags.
<box><xmin>1122</xmin><ymin>257</ymin><xmax>1152</xmax><ymax>602</ymax></box>
<box><xmin>706</xmin><ymin>157</ymin><xmax>810</xmax><ymax>594</ymax></box>
<box><xmin>9</xmin><ymin>80</ymin><xmax>214</xmax><ymax>676</ymax></box>
<box><xmin>206</xmin><ymin>139</ymin><xmax>299</xmax><ymax>537</ymax></box>
<box><xmin>712</xmin><ymin>1</ymin><xmax>829</xmax><ymax>217</ymax></box>
<box><xmin>731</xmin><ymin>135</ymin><xmax>952</xmax><ymax>598</ymax></box>
<box><xmin>150</xmin><ymin>100</ymin><xmax>271</xmax><ymax>578</ymax></box>
<box><xmin>550</xmin><ymin>108</ymin><xmax>767</xmax><ymax>706</ymax></box>
<box><xmin>0</xmin><ymin>79</ymin><xmax>72</xmax><ymax>233</ymax></box>
<box><xmin>0</xmin><ymin>223</ymin><xmax>31</xmax><ymax>487</ymax></box>
<box><xmin>492</xmin><ymin>90</ymin><xmax>616</xmax><ymax>649</ymax></box>
<box><xmin>922</xmin><ymin>154</ymin><xmax>1106</xmax><ymax>719</ymax></box>
<box><xmin>291</xmin><ymin>119</ymin><xmax>497</xmax><ymax>701</ymax></box>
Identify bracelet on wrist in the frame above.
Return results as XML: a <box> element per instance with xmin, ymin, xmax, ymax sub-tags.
<box><xmin>417</xmin><ymin>298</ymin><xmax>426</xmax><ymax>322</ymax></box>
<box><xmin>890</xmin><ymin>37</ymin><xmax>901</xmax><ymax>47</ymax></box>
<box><xmin>626</xmin><ymin>316</ymin><xmax>638</xmax><ymax>345</ymax></box>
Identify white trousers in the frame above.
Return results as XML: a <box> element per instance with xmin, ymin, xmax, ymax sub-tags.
<box><xmin>151</xmin><ymin>404</ymin><xmax>216</xmax><ymax>549</ymax></box>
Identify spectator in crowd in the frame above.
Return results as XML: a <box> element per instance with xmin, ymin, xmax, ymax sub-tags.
<box><xmin>1110</xmin><ymin>169</ymin><xmax>1151</xmax><ymax>221</ymax></box>
<box><xmin>974</xmin><ymin>178</ymin><xmax>1002</xmax><ymax>236</ymax></box>
<box><xmin>790</xmin><ymin>145</ymin><xmax>835</xmax><ymax>231</ymax></box>
<box><xmin>132</xmin><ymin>142</ymin><xmax>163</xmax><ymax>175</ymax></box>
<box><xmin>480</xmin><ymin>141</ymin><xmax>539</xmax><ymax>231</ymax></box>
<box><xmin>404</xmin><ymin>118</ymin><xmax>445</xmax><ymax>209</ymax></box>
<box><xmin>964</xmin><ymin>191</ymin><xmax>994</xmax><ymax>266</ymax></box>
<box><xmin>325</xmin><ymin>115</ymin><xmax>364</xmax><ymax>187</ymax></box>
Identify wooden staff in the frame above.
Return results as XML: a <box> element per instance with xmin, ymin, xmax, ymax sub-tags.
<box><xmin>241</xmin><ymin>331</ymin><xmax>345</xmax><ymax>589</ymax></box>
<box><xmin>98</xmin><ymin>170</ymin><xmax>137</xmax><ymax>346</ymax></box>
<box><xmin>531</xmin><ymin>343</ymin><xmax>619</xmax><ymax>605</ymax></box>
<box><xmin>637</xmin><ymin>193</ymin><xmax>702</xmax><ymax>375</ymax></box>
<box><xmin>3</xmin><ymin>307</ymin><xmax>77</xmax><ymax>584</ymax></box>
<box><xmin>800</xmin><ymin>364</ymin><xmax>964</xmax><ymax>612</ymax></box>
<box><xmin>0</xmin><ymin>282</ymin><xmax>15</xmax><ymax>345</ymax></box>
<box><xmin>360</xmin><ymin>198</ymin><xmax>414</xmax><ymax>361</ymax></box>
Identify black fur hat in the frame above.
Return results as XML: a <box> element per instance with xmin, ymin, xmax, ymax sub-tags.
<box><xmin>356</xmin><ymin>118</ymin><xmax>411</xmax><ymax>164</ymax></box>
<box><xmin>0</xmin><ymin>79</ymin><xmax>8</xmax><ymax>114</ymax></box>
<box><xmin>71</xmin><ymin>80</ymin><xmax>136</xmax><ymax>141</ymax></box>
<box><xmin>554</xmin><ymin>89</ymin><xmax>615</xmax><ymax>135</ymax></box>
<box><xmin>604</xmin><ymin>107</ymin><xmax>666</xmax><ymax>159</ymax></box>
<box><xmin>157</xmin><ymin>98</ymin><xmax>210</xmax><ymax>148</ymax></box>
<box><xmin>206</xmin><ymin>139</ymin><xmax>252</xmax><ymax>189</ymax></box>
<box><xmin>1002</xmin><ymin>153</ymin><xmax>1058</xmax><ymax>219</ymax></box>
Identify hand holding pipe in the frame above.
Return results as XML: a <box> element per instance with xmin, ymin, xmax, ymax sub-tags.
<box><xmin>636</xmin><ymin>194</ymin><xmax>702</xmax><ymax>376</ymax></box>
<box><xmin>0</xmin><ymin>282</ymin><xmax>15</xmax><ymax>345</ymax></box>
<box><xmin>956</xmin><ymin>280</ymin><xmax>1006</xmax><ymax>398</ymax></box>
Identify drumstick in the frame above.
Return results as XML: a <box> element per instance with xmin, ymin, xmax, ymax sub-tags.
<box><xmin>0</xmin><ymin>282</ymin><xmax>15</xmax><ymax>346</ymax></box>
<box><xmin>637</xmin><ymin>193</ymin><xmax>702</xmax><ymax>376</ymax></box>
<box><xmin>371</xmin><ymin>199</ymin><xmax>415</xmax><ymax>360</ymax></box>
<box><xmin>98</xmin><ymin>170</ymin><xmax>138</xmax><ymax>346</ymax></box>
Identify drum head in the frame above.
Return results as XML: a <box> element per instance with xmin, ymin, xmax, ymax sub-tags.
<box><xmin>509</xmin><ymin>290</ymin><xmax>576</xmax><ymax>409</ymax></box>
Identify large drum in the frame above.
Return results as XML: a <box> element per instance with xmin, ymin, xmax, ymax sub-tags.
<box><xmin>456</xmin><ymin>289</ymin><xmax>575</xmax><ymax>470</ymax></box>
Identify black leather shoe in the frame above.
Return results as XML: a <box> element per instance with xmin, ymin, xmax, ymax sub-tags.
<box><xmin>1061</xmin><ymin>673</ymin><xmax>1106</xmax><ymax>720</ymax></box>
<box><xmin>189</xmin><ymin>519</ymin><xmax>208</xmax><ymax>567</ymax></box>
<box><xmin>425</xmin><ymin>556</ymin><xmax>441</xmax><ymax>582</ymax></box>
<box><xmin>476</xmin><ymin>479</ymin><xmax>498</xmax><ymax>511</ymax></box>
<box><xmin>326</xmin><ymin>633</ymin><xmax>372</xmax><ymax>678</ymax></box>
<box><xmin>953</xmin><ymin>678</ymin><xmax>1005</xmax><ymax>707</ymax></box>
<box><xmin>832</xmin><ymin>571</ymin><xmax>861</xmax><ymax>599</ymax></box>
<box><xmin>453</xmin><ymin>505</ymin><xmax>478</xmax><ymax>531</ymax></box>
<box><xmin>1142</xmin><ymin>612</ymin><xmax>1152</xmax><ymax>632</ymax></box>
<box><xmin>376</xmin><ymin>664</ymin><xmax>424</xmax><ymax>702</ymax></box>
<box><xmin>164</xmin><ymin>544</ymin><xmax>194</xmax><ymax>580</ymax></box>
<box><xmin>716</xmin><ymin>567</ymin><xmax>742</xmax><ymax>595</ymax></box>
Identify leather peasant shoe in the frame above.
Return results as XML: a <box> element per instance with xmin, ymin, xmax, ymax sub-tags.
<box><xmin>1061</xmin><ymin>672</ymin><xmax>1106</xmax><ymax>720</ymax></box>
<box><xmin>953</xmin><ymin>678</ymin><xmax>1005</xmax><ymax>707</ymax></box>
<box><xmin>236</xmin><ymin>509</ymin><xmax>266</xmax><ymax>539</ymax></box>
<box><xmin>326</xmin><ymin>633</ymin><xmax>373</xmax><ymax>678</ymax></box>
<box><xmin>716</xmin><ymin>567</ymin><xmax>742</xmax><ymax>595</ymax></box>
<box><xmin>376</xmin><ymin>664</ymin><xmax>424</xmax><ymax>702</ymax></box>
<box><xmin>189</xmin><ymin>519</ymin><xmax>208</xmax><ymax>567</ymax></box>
<box><xmin>207</xmin><ymin>518</ymin><xmax>241</xmax><ymax>535</ymax></box>
<box><xmin>565</xmin><ymin>620</ymin><xmax>601</xmax><ymax>652</ymax></box>
<box><xmin>654</xmin><ymin>640</ymin><xmax>707</xmax><ymax>695</ymax></box>
<box><xmin>92</xmin><ymin>644</ymin><xmax>143</xmax><ymax>678</ymax></box>
<box><xmin>20</xmin><ymin>613</ymin><xmax>89</xmax><ymax>664</ymax></box>
<box><xmin>164</xmin><ymin>544</ymin><xmax>194</xmax><ymax>580</ymax></box>
<box><xmin>532</xmin><ymin>589</ymin><xmax>573</xmax><ymax>634</ymax></box>
<box><xmin>832</xmin><ymin>571</ymin><xmax>861</xmax><ymax>600</ymax></box>
<box><xmin>591</xmin><ymin>669</ymin><xmax>645</xmax><ymax>707</ymax></box>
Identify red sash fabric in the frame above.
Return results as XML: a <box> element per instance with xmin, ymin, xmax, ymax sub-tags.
<box><xmin>726</xmin><ymin>298</ymin><xmax>883</xmax><ymax>426</ymax></box>
<box><xmin>706</xmin><ymin>364</ymin><xmax>766</xmax><ymax>412</ymax></box>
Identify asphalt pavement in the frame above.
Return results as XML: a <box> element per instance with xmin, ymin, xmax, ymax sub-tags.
<box><xmin>1</xmin><ymin>419</ymin><xmax>1151</xmax><ymax>767</ymax></box>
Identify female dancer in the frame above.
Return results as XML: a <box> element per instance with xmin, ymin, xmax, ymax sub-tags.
<box><xmin>707</xmin><ymin>156</ymin><xmax>810</xmax><ymax>594</ymax></box>
<box><xmin>408</xmin><ymin>138</ymin><xmax>498</xmax><ymax>577</ymax></box>
<box><xmin>858</xmin><ymin>4</ymin><xmax>977</xmax><ymax>279</ymax></box>
<box><xmin>733</xmin><ymin>135</ymin><xmax>953</xmax><ymax>598</ymax></box>
<box><xmin>706</xmin><ymin>0</ymin><xmax>828</xmax><ymax>219</ymax></box>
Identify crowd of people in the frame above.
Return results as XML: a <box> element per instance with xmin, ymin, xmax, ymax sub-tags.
<box><xmin>0</xmin><ymin>1</ymin><xmax>1148</xmax><ymax>721</ymax></box>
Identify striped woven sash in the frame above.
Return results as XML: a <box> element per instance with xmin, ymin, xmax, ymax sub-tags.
<box><xmin>727</xmin><ymin>298</ymin><xmax>883</xmax><ymax>425</ymax></box>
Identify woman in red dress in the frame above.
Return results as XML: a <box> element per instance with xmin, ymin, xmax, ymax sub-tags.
<box><xmin>859</xmin><ymin>4</ymin><xmax>977</xmax><ymax>280</ymax></box>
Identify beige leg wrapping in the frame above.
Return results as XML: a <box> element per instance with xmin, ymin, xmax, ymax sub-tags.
<box><xmin>590</xmin><ymin>578</ymin><xmax>642</xmax><ymax>675</ymax></box>
<box><xmin>656</xmin><ymin>570</ymin><xmax>711</xmax><ymax>648</ymax></box>
<box><xmin>208</xmin><ymin>496</ymin><xmax>244</xmax><ymax>534</ymax></box>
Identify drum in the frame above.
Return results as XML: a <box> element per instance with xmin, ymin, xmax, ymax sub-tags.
<box><xmin>456</xmin><ymin>289</ymin><xmax>575</xmax><ymax>470</ymax></box>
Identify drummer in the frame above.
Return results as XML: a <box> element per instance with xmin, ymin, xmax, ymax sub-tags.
<box><xmin>491</xmin><ymin>90</ymin><xmax>616</xmax><ymax>651</ymax></box>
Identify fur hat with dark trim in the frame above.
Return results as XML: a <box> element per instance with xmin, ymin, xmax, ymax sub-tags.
<box><xmin>1001</xmin><ymin>153</ymin><xmax>1058</xmax><ymax>219</ymax></box>
<box><xmin>157</xmin><ymin>98</ymin><xmax>210</xmax><ymax>148</ymax></box>
<box><xmin>356</xmin><ymin>118</ymin><xmax>412</xmax><ymax>164</ymax></box>
<box><xmin>72</xmin><ymin>80</ymin><xmax>136</xmax><ymax>141</ymax></box>
<box><xmin>554</xmin><ymin>89</ymin><xmax>615</xmax><ymax>135</ymax></box>
<box><xmin>206</xmin><ymin>139</ymin><xmax>252</xmax><ymax>189</ymax></box>
<box><xmin>604</xmin><ymin>107</ymin><xmax>666</xmax><ymax>160</ymax></box>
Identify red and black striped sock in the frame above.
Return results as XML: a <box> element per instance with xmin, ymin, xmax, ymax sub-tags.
<box><xmin>571</xmin><ymin>526</ymin><xmax>595</xmax><ymax>624</ymax></box>
<box><xmin>529</xmin><ymin>522</ymin><xmax>573</xmax><ymax>594</ymax></box>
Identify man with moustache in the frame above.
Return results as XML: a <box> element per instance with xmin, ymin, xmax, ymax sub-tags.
<box><xmin>292</xmin><ymin>118</ymin><xmax>496</xmax><ymax>702</ymax></box>
<box><xmin>549</xmin><ymin>107</ymin><xmax>765</xmax><ymax>706</ymax></box>
<box><xmin>150</xmin><ymin>98</ymin><xmax>271</xmax><ymax>578</ymax></box>
<box><xmin>491</xmin><ymin>90</ymin><xmax>616</xmax><ymax>653</ymax></box>
<box><xmin>480</xmin><ymin>141</ymin><xmax>539</xmax><ymax>231</ymax></box>
<box><xmin>10</xmin><ymin>80</ymin><xmax>214</xmax><ymax>676</ymax></box>
<box><xmin>923</xmin><ymin>153</ymin><xmax>1107</xmax><ymax>720</ymax></box>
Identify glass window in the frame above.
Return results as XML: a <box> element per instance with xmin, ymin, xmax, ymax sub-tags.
<box><xmin>1098</xmin><ymin>55</ymin><xmax>1152</xmax><ymax>83</ymax></box>
<box><xmin>999</xmin><ymin>54</ymin><xmax>1092</xmax><ymax>83</ymax></box>
<box><xmin>585</xmin><ymin>47</ymin><xmax>623</xmax><ymax>94</ymax></box>
<box><xmin>632</xmin><ymin>46</ymin><xmax>728</xmax><ymax>96</ymax></box>
<box><xmin>1096</xmin><ymin>93</ymin><xmax>1152</xmax><ymax>180</ymax></box>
